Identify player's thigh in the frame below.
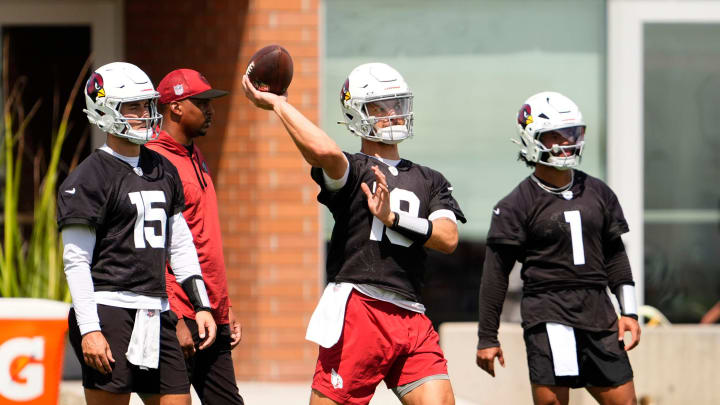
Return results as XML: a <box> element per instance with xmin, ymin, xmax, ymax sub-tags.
<box><xmin>399</xmin><ymin>378</ymin><xmax>454</xmax><ymax>405</ymax></box>
<box><xmin>71</xmin><ymin>306</ymin><xmax>135</xmax><ymax>393</ymax></box>
<box><xmin>311</xmin><ymin>330</ymin><xmax>389</xmax><ymax>404</ymax></box>
<box><xmin>524</xmin><ymin>324</ymin><xmax>584</xmax><ymax>388</ymax></box>
<box><xmin>312</xmin><ymin>292</ymin><xmax>398</xmax><ymax>404</ymax></box>
<box><xmin>134</xmin><ymin>311</ymin><xmax>190</xmax><ymax>396</ymax></box>
<box><xmin>310</xmin><ymin>389</ymin><xmax>343</xmax><ymax>405</ymax></box>
<box><xmin>83</xmin><ymin>388</ymin><xmax>131</xmax><ymax>405</ymax></box>
<box><xmin>586</xmin><ymin>380</ymin><xmax>637</xmax><ymax>405</ymax></box>
<box><xmin>384</xmin><ymin>313</ymin><xmax>448</xmax><ymax>390</ymax></box>
<box><xmin>158</xmin><ymin>311</ymin><xmax>192</xmax><ymax>394</ymax></box>
<box><xmin>140</xmin><ymin>393</ymin><xmax>190</xmax><ymax>405</ymax></box>
<box><xmin>531</xmin><ymin>384</ymin><xmax>570</xmax><ymax>405</ymax></box>
<box><xmin>579</xmin><ymin>329</ymin><xmax>634</xmax><ymax>388</ymax></box>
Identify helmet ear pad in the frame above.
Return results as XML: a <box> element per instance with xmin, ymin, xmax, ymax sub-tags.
<box><xmin>98</xmin><ymin>114</ymin><xmax>115</xmax><ymax>132</ymax></box>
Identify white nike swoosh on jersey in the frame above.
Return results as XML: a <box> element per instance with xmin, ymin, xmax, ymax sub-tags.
<box><xmin>65</xmin><ymin>188</ymin><xmax>76</xmax><ymax>194</ymax></box>
<box><xmin>493</xmin><ymin>208</ymin><xmax>500</xmax><ymax>215</ymax></box>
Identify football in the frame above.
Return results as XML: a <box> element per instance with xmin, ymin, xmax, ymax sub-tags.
<box><xmin>246</xmin><ymin>44</ymin><xmax>293</xmax><ymax>95</ymax></box>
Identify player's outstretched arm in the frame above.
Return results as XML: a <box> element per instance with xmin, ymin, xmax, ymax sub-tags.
<box><xmin>241</xmin><ymin>75</ymin><xmax>347</xmax><ymax>179</ymax></box>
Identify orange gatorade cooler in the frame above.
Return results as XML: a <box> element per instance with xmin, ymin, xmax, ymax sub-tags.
<box><xmin>0</xmin><ymin>298</ymin><xmax>70</xmax><ymax>405</ymax></box>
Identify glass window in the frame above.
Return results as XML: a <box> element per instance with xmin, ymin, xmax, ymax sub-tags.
<box><xmin>644</xmin><ymin>23</ymin><xmax>720</xmax><ymax>322</ymax></box>
<box><xmin>323</xmin><ymin>0</ymin><xmax>607</xmax><ymax>239</ymax></box>
<box><xmin>323</xmin><ymin>0</ymin><xmax>608</xmax><ymax>323</ymax></box>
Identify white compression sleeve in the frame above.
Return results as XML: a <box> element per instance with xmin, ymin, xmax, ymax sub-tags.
<box><xmin>614</xmin><ymin>284</ymin><xmax>638</xmax><ymax>317</ymax></box>
<box><xmin>428</xmin><ymin>209</ymin><xmax>457</xmax><ymax>224</ymax></box>
<box><xmin>62</xmin><ymin>225</ymin><xmax>100</xmax><ymax>335</ymax></box>
<box><xmin>167</xmin><ymin>212</ymin><xmax>202</xmax><ymax>284</ymax></box>
<box><xmin>322</xmin><ymin>155</ymin><xmax>350</xmax><ymax>191</ymax></box>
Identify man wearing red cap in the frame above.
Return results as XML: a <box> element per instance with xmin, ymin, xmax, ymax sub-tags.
<box><xmin>147</xmin><ymin>69</ymin><xmax>244</xmax><ymax>405</ymax></box>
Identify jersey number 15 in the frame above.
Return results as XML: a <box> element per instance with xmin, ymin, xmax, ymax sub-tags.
<box><xmin>129</xmin><ymin>191</ymin><xmax>167</xmax><ymax>248</ymax></box>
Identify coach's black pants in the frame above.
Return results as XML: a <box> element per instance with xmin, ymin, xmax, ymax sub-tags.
<box><xmin>183</xmin><ymin>318</ymin><xmax>244</xmax><ymax>405</ymax></box>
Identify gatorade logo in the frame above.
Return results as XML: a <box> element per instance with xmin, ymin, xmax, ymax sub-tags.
<box><xmin>0</xmin><ymin>337</ymin><xmax>44</xmax><ymax>401</ymax></box>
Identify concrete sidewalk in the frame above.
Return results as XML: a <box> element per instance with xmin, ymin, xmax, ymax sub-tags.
<box><xmin>60</xmin><ymin>380</ymin><xmax>481</xmax><ymax>404</ymax></box>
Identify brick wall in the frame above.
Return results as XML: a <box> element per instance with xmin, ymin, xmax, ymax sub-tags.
<box><xmin>126</xmin><ymin>0</ymin><xmax>321</xmax><ymax>381</ymax></box>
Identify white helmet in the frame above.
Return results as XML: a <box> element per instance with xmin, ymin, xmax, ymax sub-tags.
<box><xmin>83</xmin><ymin>62</ymin><xmax>162</xmax><ymax>144</ymax></box>
<box><xmin>515</xmin><ymin>91</ymin><xmax>586</xmax><ymax>169</ymax></box>
<box><xmin>340</xmin><ymin>63</ymin><xmax>413</xmax><ymax>144</ymax></box>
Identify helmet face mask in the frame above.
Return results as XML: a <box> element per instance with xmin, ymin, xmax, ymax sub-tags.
<box><xmin>340</xmin><ymin>63</ymin><xmax>414</xmax><ymax>144</ymax></box>
<box><xmin>535</xmin><ymin>126</ymin><xmax>586</xmax><ymax>169</ymax></box>
<box><xmin>361</xmin><ymin>95</ymin><xmax>413</xmax><ymax>144</ymax></box>
<box><xmin>515</xmin><ymin>91</ymin><xmax>586</xmax><ymax>169</ymax></box>
<box><xmin>83</xmin><ymin>62</ymin><xmax>163</xmax><ymax>144</ymax></box>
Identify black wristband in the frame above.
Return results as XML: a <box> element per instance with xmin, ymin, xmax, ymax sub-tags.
<box><xmin>181</xmin><ymin>275</ymin><xmax>212</xmax><ymax>313</ymax></box>
<box><xmin>389</xmin><ymin>211</ymin><xmax>433</xmax><ymax>245</ymax></box>
<box><xmin>621</xmin><ymin>313</ymin><xmax>639</xmax><ymax>321</ymax></box>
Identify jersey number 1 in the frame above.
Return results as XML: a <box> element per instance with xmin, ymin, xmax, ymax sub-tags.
<box><xmin>129</xmin><ymin>191</ymin><xmax>167</xmax><ymax>248</ymax></box>
<box><xmin>369</xmin><ymin>187</ymin><xmax>419</xmax><ymax>247</ymax></box>
<box><xmin>563</xmin><ymin>210</ymin><xmax>585</xmax><ymax>265</ymax></box>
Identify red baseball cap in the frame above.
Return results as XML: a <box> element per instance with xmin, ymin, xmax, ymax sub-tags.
<box><xmin>157</xmin><ymin>69</ymin><xmax>228</xmax><ymax>104</ymax></box>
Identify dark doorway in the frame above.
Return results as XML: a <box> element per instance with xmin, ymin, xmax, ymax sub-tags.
<box><xmin>3</xmin><ymin>25</ymin><xmax>91</xmax><ymax>230</ymax></box>
<box><xmin>322</xmin><ymin>239</ymin><xmax>487</xmax><ymax>327</ymax></box>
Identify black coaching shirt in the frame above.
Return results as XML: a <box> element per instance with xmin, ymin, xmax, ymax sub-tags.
<box><xmin>57</xmin><ymin>147</ymin><xmax>185</xmax><ymax>297</ymax></box>
<box><xmin>311</xmin><ymin>152</ymin><xmax>466</xmax><ymax>302</ymax></box>
<box><xmin>486</xmin><ymin>170</ymin><xmax>628</xmax><ymax>331</ymax></box>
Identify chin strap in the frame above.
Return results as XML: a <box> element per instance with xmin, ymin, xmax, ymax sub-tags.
<box><xmin>181</xmin><ymin>275</ymin><xmax>212</xmax><ymax>313</ymax></box>
<box><xmin>390</xmin><ymin>211</ymin><xmax>433</xmax><ymax>245</ymax></box>
<box><xmin>614</xmin><ymin>284</ymin><xmax>638</xmax><ymax>320</ymax></box>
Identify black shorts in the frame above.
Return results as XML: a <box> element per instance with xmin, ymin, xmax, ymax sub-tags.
<box><xmin>68</xmin><ymin>305</ymin><xmax>190</xmax><ymax>394</ymax></box>
<box><xmin>524</xmin><ymin>323</ymin><xmax>633</xmax><ymax>388</ymax></box>
<box><xmin>182</xmin><ymin>318</ymin><xmax>244</xmax><ymax>404</ymax></box>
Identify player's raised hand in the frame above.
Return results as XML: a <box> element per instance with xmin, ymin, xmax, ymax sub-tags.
<box><xmin>618</xmin><ymin>316</ymin><xmax>641</xmax><ymax>351</ymax></box>
<box><xmin>242</xmin><ymin>75</ymin><xmax>287</xmax><ymax>110</ymax></box>
<box><xmin>360</xmin><ymin>165</ymin><xmax>394</xmax><ymax>226</ymax></box>
<box><xmin>476</xmin><ymin>346</ymin><xmax>505</xmax><ymax>377</ymax></box>
<box><xmin>81</xmin><ymin>331</ymin><xmax>115</xmax><ymax>375</ymax></box>
<box><xmin>195</xmin><ymin>310</ymin><xmax>217</xmax><ymax>350</ymax></box>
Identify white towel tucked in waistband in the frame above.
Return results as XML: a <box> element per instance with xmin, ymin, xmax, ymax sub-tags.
<box><xmin>126</xmin><ymin>309</ymin><xmax>161</xmax><ymax>370</ymax></box>
<box><xmin>546</xmin><ymin>322</ymin><xmax>579</xmax><ymax>377</ymax></box>
<box><xmin>305</xmin><ymin>283</ymin><xmax>354</xmax><ymax>348</ymax></box>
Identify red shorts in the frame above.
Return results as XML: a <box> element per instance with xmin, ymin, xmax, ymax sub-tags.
<box><xmin>311</xmin><ymin>290</ymin><xmax>448</xmax><ymax>405</ymax></box>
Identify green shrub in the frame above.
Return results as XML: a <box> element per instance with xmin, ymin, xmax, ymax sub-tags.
<box><xmin>0</xmin><ymin>52</ymin><xmax>91</xmax><ymax>300</ymax></box>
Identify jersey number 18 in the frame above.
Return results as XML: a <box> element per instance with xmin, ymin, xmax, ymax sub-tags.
<box><xmin>369</xmin><ymin>187</ymin><xmax>419</xmax><ymax>248</ymax></box>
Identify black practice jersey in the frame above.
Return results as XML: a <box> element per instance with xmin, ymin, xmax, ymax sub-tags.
<box><xmin>57</xmin><ymin>147</ymin><xmax>185</xmax><ymax>297</ymax></box>
<box><xmin>312</xmin><ymin>152</ymin><xmax>466</xmax><ymax>302</ymax></box>
<box><xmin>487</xmin><ymin>170</ymin><xmax>628</xmax><ymax>330</ymax></box>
